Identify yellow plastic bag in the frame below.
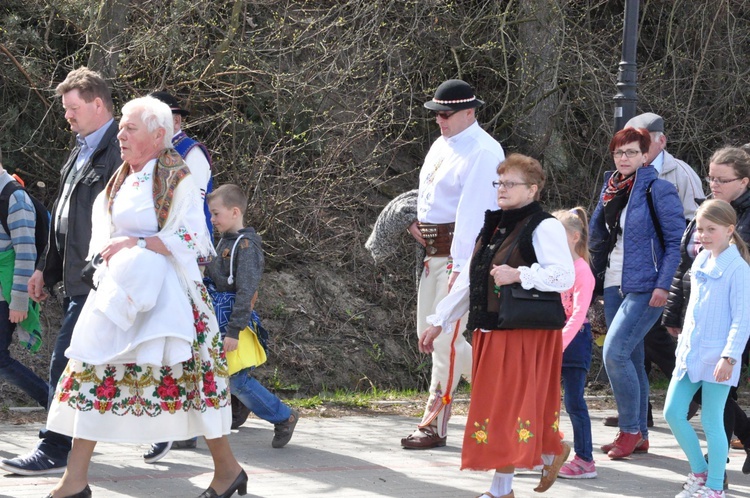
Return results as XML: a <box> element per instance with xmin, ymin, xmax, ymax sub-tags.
<box><xmin>226</xmin><ymin>325</ymin><xmax>267</xmax><ymax>376</ymax></box>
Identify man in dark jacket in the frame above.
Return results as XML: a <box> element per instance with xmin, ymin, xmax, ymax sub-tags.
<box><xmin>0</xmin><ymin>67</ymin><xmax>121</xmax><ymax>476</ymax></box>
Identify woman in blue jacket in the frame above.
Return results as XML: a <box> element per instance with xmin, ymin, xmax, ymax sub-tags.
<box><xmin>589</xmin><ymin>127</ymin><xmax>684</xmax><ymax>459</ymax></box>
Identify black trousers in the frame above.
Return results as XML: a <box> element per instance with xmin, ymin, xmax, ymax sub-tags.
<box><xmin>644</xmin><ymin>321</ymin><xmax>676</xmax><ymax>378</ymax></box>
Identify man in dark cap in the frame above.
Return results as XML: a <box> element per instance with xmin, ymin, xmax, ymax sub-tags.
<box><xmin>401</xmin><ymin>79</ymin><xmax>504</xmax><ymax>449</ymax></box>
<box><xmin>625</xmin><ymin>112</ymin><xmax>704</xmax><ymax>220</ymax></box>
<box><xmin>149</xmin><ymin>91</ymin><xmax>213</xmax><ymax>235</ymax></box>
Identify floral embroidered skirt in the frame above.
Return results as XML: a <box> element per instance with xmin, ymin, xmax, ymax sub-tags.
<box><xmin>461</xmin><ymin>328</ymin><xmax>563</xmax><ymax>471</ymax></box>
<box><xmin>46</xmin><ymin>287</ymin><xmax>232</xmax><ymax>443</ymax></box>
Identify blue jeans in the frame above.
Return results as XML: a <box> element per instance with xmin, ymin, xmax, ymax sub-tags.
<box><xmin>0</xmin><ymin>301</ymin><xmax>49</xmax><ymax>407</ymax></box>
<box><xmin>664</xmin><ymin>375</ymin><xmax>730</xmax><ymax>491</ymax></box>
<box><xmin>37</xmin><ymin>294</ymin><xmax>88</xmax><ymax>460</ymax></box>
<box><xmin>562</xmin><ymin>324</ymin><xmax>593</xmax><ymax>461</ymax></box>
<box><xmin>603</xmin><ymin>287</ymin><xmax>663</xmax><ymax>439</ymax></box>
<box><xmin>230</xmin><ymin>369</ymin><xmax>291</xmax><ymax>424</ymax></box>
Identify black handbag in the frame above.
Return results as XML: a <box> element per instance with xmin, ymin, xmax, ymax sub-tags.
<box><xmin>494</xmin><ymin>223</ymin><xmax>567</xmax><ymax>330</ymax></box>
<box><xmin>80</xmin><ymin>253</ymin><xmax>104</xmax><ymax>290</ymax></box>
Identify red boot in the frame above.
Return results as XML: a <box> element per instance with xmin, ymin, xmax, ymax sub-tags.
<box><xmin>605</xmin><ymin>431</ymin><xmax>642</xmax><ymax>459</ymax></box>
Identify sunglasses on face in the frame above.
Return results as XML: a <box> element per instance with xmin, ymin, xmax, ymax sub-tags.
<box><xmin>434</xmin><ymin>111</ymin><xmax>457</xmax><ymax>120</ymax></box>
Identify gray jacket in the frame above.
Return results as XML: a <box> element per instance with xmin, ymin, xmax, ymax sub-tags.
<box><xmin>41</xmin><ymin>120</ymin><xmax>121</xmax><ymax>297</ymax></box>
<box><xmin>206</xmin><ymin>227</ymin><xmax>264</xmax><ymax>340</ymax></box>
<box><xmin>659</xmin><ymin>150</ymin><xmax>705</xmax><ymax>221</ymax></box>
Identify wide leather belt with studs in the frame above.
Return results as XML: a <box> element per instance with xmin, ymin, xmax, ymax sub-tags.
<box><xmin>418</xmin><ymin>222</ymin><xmax>455</xmax><ymax>257</ymax></box>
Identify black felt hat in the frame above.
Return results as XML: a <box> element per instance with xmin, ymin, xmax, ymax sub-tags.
<box><xmin>149</xmin><ymin>91</ymin><xmax>190</xmax><ymax>117</ymax></box>
<box><xmin>423</xmin><ymin>79</ymin><xmax>484</xmax><ymax>111</ymax></box>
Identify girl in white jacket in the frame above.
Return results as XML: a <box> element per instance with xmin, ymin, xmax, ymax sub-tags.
<box><xmin>665</xmin><ymin>199</ymin><xmax>750</xmax><ymax>498</ymax></box>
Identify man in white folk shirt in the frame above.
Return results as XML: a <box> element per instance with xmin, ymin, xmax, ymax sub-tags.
<box><xmin>143</xmin><ymin>91</ymin><xmax>214</xmax><ymax>463</ymax></box>
<box><xmin>401</xmin><ymin>79</ymin><xmax>505</xmax><ymax>449</ymax></box>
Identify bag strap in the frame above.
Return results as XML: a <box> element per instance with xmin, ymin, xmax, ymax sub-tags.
<box><xmin>226</xmin><ymin>234</ymin><xmax>245</xmax><ymax>285</ymax></box>
<box><xmin>646</xmin><ymin>179</ymin><xmax>665</xmax><ymax>250</ymax></box>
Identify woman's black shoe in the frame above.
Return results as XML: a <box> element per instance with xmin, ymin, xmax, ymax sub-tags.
<box><xmin>45</xmin><ymin>484</ymin><xmax>92</xmax><ymax>498</ymax></box>
<box><xmin>197</xmin><ymin>469</ymin><xmax>248</xmax><ymax>498</ymax></box>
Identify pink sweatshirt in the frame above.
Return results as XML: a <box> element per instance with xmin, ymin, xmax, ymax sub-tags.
<box><xmin>561</xmin><ymin>257</ymin><xmax>595</xmax><ymax>351</ymax></box>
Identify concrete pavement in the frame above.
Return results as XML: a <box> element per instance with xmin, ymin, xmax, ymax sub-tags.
<box><xmin>1</xmin><ymin>407</ymin><xmax>750</xmax><ymax>497</ymax></box>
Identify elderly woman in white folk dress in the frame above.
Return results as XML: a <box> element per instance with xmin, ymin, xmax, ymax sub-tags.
<box><xmin>44</xmin><ymin>97</ymin><xmax>247</xmax><ymax>498</ymax></box>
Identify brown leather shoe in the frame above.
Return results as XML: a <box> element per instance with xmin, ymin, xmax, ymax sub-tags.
<box><xmin>401</xmin><ymin>427</ymin><xmax>446</xmax><ymax>449</ymax></box>
<box><xmin>600</xmin><ymin>433</ymin><xmax>649</xmax><ymax>454</ymax></box>
<box><xmin>534</xmin><ymin>442</ymin><xmax>570</xmax><ymax>492</ymax></box>
<box><xmin>606</xmin><ymin>431</ymin><xmax>642</xmax><ymax>459</ymax></box>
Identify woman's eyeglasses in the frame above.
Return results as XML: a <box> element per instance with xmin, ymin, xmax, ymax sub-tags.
<box><xmin>611</xmin><ymin>149</ymin><xmax>641</xmax><ymax>159</ymax></box>
<box><xmin>492</xmin><ymin>180</ymin><xmax>529</xmax><ymax>189</ymax></box>
<box><xmin>705</xmin><ymin>176</ymin><xmax>742</xmax><ymax>185</ymax></box>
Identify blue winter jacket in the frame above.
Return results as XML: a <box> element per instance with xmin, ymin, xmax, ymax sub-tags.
<box><xmin>589</xmin><ymin>165</ymin><xmax>684</xmax><ymax>294</ymax></box>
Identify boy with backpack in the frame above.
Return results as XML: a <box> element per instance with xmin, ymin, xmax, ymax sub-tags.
<box><xmin>205</xmin><ymin>184</ymin><xmax>299</xmax><ymax>448</ymax></box>
<box><xmin>0</xmin><ymin>147</ymin><xmax>49</xmax><ymax>407</ymax></box>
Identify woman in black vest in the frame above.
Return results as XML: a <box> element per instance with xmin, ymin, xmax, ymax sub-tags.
<box><xmin>420</xmin><ymin>154</ymin><xmax>574</xmax><ymax>498</ymax></box>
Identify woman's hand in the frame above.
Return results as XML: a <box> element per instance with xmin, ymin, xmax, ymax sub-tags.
<box><xmin>649</xmin><ymin>288</ymin><xmax>669</xmax><ymax>307</ymax></box>
<box><xmin>490</xmin><ymin>264</ymin><xmax>521</xmax><ymax>287</ymax></box>
<box><xmin>714</xmin><ymin>358</ymin><xmax>735</xmax><ymax>382</ymax></box>
<box><xmin>100</xmin><ymin>236</ymin><xmax>137</xmax><ymax>264</ymax></box>
<box><xmin>418</xmin><ymin>325</ymin><xmax>443</xmax><ymax>353</ymax></box>
<box><xmin>223</xmin><ymin>337</ymin><xmax>239</xmax><ymax>353</ymax></box>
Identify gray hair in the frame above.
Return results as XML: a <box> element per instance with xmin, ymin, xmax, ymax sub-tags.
<box><xmin>121</xmin><ymin>96</ymin><xmax>174</xmax><ymax>148</ymax></box>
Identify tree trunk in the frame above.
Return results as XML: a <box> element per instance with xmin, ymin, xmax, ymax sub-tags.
<box><xmin>515</xmin><ymin>0</ymin><xmax>564</xmax><ymax>160</ymax></box>
<box><xmin>87</xmin><ymin>0</ymin><xmax>130</xmax><ymax>80</ymax></box>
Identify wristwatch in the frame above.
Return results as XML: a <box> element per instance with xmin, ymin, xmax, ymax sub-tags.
<box><xmin>136</xmin><ymin>237</ymin><xmax>147</xmax><ymax>249</ymax></box>
<box><xmin>723</xmin><ymin>356</ymin><xmax>737</xmax><ymax>366</ymax></box>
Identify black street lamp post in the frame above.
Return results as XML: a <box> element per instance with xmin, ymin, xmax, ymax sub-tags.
<box><xmin>613</xmin><ymin>0</ymin><xmax>640</xmax><ymax>132</ymax></box>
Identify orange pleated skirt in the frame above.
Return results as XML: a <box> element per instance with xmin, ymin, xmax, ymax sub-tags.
<box><xmin>461</xmin><ymin>328</ymin><xmax>563</xmax><ymax>471</ymax></box>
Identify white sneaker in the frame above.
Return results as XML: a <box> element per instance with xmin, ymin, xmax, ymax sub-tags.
<box><xmin>692</xmin><ymin>487</ymin><xmax>725</xmax><ymax>498</ymax></box>
<box><xmin>676</xmin><ymin>472</ymin><xmax>707</xmax><ymax>498</ymax></box>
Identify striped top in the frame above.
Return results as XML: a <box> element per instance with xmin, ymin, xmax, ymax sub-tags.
<box><xmin>0</xmin><ymin>172</ymin><xmax>36</xmax><ymax>310</ymax></box>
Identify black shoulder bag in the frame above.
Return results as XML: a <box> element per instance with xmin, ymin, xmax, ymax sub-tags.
<box><xmin>495</xmin><ymin>223</ymin><xmax>567</xmax><ymax>330</ymax></box>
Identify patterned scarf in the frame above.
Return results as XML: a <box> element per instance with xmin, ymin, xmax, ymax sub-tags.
<box><xmin>105</xmin><ymin>148</ymin><xmax>190</xmax><ymax>230</ymax></box>
<box><xmin>602</xmin><ymin>171</ymin><xmax>636</xmax><ymax>255</ymax></box>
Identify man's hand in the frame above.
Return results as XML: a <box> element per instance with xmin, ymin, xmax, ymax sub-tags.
<box><xmin>9</xmin><ymin>309</ymin><xmax>27</xmax><ymax>323</ymax></box>
<box><xmin>666</xmin><ymin>326</ymin><xmax>681</xmax><ymax>338</ymax></box>
<box><xmin>649</xmin><ymin>288</ymin><xmax>669</xmax><ymax>308</ymax></box>
<box><xmin>407</xmin><ymin>221</ymin><xmax>426</xmax><ymax>247</ymax></box>
<box><xmin>419</xmin><ymin>325</ymin><xmax>443</xmax><ymax>353</ymax></box>
<box><xmin>27</xmin><ymin>270</ymin><xmax>48</xmax><ymax>302</ymax></box>
<box><xmin>223</xmin><ymin>337</ymin><xmax>239</xmax><ymax>353</ymax></box>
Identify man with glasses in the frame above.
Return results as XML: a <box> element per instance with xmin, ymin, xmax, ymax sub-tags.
<box><xmin>401</xmin><ymin>79</ymin><xmax>504</xmax><ymax>449</ymax></box>
<box><xmin>598</xmin><ymin>112</ymin><xmax>706</xmax><ymax>430</ymax></box>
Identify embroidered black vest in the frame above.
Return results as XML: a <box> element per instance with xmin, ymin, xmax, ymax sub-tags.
<box><xmin>466</xmin><ymin>202</ymin><xmax>553</xmax><ymax>330</ymax></box>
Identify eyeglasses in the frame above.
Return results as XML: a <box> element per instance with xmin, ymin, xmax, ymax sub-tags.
<box><xmin>492</xmin><ymin>180</ymin><xmax>529</xmax><ymax>189</ymax></box>
<box><xmin>705</xmin><ymin>176</ymin><xmax>742</xmax><ymax>185</ymax></box>
<box><xmin>611</xmin><ymin>149</ymin><xmax>641</xmax><ymax>159</ymax></box>
<box><xmin>434</xmin><ymin>111</ymin><xmax>457</xmax><ymax>120</ymax></box>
